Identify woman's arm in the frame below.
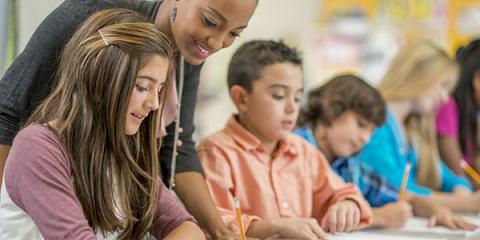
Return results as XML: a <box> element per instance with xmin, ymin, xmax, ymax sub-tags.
<box><xmin>162</xmin><ymin>63</ymin><xmax>238</xmax><ymax>239</ymax></box>
<box><xmin>174</xmin><ymin>172</ymin><xmax>235</xmax><ymax>239</ymax></box>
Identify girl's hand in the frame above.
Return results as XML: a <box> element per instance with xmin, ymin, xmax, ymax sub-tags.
<box><xmin>428</xmin><ymin>207</ymin><xmax>478</xmax><ymax>230</ymax></box>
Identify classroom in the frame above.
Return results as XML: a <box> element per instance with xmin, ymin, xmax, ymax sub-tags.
<box><xmin>1</xmin><ymin>0</ymin><xmax>480</xmax><ymax>239</ymax></box>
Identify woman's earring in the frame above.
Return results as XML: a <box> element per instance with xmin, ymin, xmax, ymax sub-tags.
<box><xmin>171</xmin><ymin>3</ymin><xmax>177</xmax><ymax>22</ymax></box>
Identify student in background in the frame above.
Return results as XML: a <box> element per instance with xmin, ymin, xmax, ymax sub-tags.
<box><xmin>198</xmin><ymin>40</ymin><xmax>373</xmax><ymax>240</ymax></box>
<box><xmin>296</xmin><ymin>74</ymin><xmax>477</xmax><ymax>230</ymax></box>
<box><xmin>436</xmin><ymin>39</ymin><xmax>480</xmax><ymax>188</ymax></box>
<box><xmin>359</xmin><ymin>40</ymin><xmax>480</xmax><ymax>212</ymax></box>
<box><xmin>0</xmin><ymin>10</ymin><xmax>203</xmax><ymax>239</ymax></box>
<box><xmin>0</xmin><ymin>0</ymin><xmax>257</xmax><ymax>238</ymax></box>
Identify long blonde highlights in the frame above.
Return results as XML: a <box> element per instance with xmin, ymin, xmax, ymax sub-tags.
<box><xmin>378</xmin><ymin>40</ymin><xmax>458</xmax><ymax>190</ymax></box>
<box><xmin>27</xmin><ymin>9</ymin><xmax>173</xmax><ymax>239</ymax></box>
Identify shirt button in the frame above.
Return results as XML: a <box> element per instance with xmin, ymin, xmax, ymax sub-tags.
<box><xmin>282</xmin><ymin>201</ymin><xmax>289</xmax><ymax>209</ymax></box>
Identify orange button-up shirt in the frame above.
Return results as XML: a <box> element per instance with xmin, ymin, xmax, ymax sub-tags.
<box><xmin>197</xmin><ymin>116</ymin><xmax>373</xmax><ymax>233</ymax></box>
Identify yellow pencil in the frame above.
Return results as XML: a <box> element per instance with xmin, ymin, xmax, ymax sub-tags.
<box><xmin>399</xmin><ymin>162</ymin><xmax>412</xmax><ymax>200</ymax></box>
<box><xmin>460</xmin><ymin>159</ymin><xmax>480</xmax><ymax>185</ymax></box>
<box><xmin>233</xmin><ymin>197</ymin><xmax>247</xmax><ymax>240</ymax></box>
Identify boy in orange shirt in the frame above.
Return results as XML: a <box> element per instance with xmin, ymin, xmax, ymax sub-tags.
<box><xmin>197</xmin><ymin>40</ymin><xmax>372</xmax><ymax>239</ymax></box>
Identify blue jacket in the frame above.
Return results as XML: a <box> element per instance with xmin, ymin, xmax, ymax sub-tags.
<box><xmin>359</xmin><ymin>110</ymin><xmax>472</xmax><ymax>195</ymax></box>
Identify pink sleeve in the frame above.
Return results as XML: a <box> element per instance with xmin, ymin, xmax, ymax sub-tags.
<box><xmin>150</xmin><ymin>179</ymin><xmax>197</xmax><ymax>238</ymax></box>
<box><xmin>4</xmin><ymin>125</ymin><xmax>96</xmax><ymax>239</ymax></box>
<box><xmin>435</xmin><ymin>97</ymin><xmax>459</xmax><ymax>138</ymax></box>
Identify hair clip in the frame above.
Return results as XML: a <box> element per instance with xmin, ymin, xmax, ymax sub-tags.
<box><xmin>98</xmin><ymin>29</ymin><xmax>109</xmax><ymax>46</ymax></box>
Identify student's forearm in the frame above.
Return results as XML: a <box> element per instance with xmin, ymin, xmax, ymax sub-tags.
<box><xmin>429</xmin><ymin>191</ymin><xmax>479</xmax><ymax>211</ymax></box>
<box><xmin>370</xmin><ymin>201</ymin><xmax>412</xmax><ymax>228</ymax></box>
<box><xmin>371</xmin><ymin>208</ymin><xmax>387</xmax><ymax>227</ymax></box>
<box><xmin>245</xmin><ymin>219</ymin><xmax>278</xmax><ymax>239</ymax></box>
<box><xmin>164</xmin><ymin>221</ymin><xmax>206</xmax><ymax>240</ymax></box>
<box><xmin>410</xmin><ymin>196</ymin><xmax>440</xmax><ymax>218</ymax></box>
<box><xmin>437</xmin><ymin>137</ymin><xmax>465</xmax><ymax>175</ymax></box>
<box><xmin>0</xmin><ymin>144</ymin><xmax>11</xmax><ymax>187</ymax></box>
<box><xmin>174</xmin><ymin>172</ymin><xmax>229</xmax><ymax>239</ymax></box>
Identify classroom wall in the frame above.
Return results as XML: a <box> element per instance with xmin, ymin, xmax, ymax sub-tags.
<box><xmin>7</xmin><ymin>0</ymin><xmax>473</xmax><ymax>143</ymax></box>
<box><xmin>10</xmin><ymin>0</ymin><xmax>321</xmax><ymax>141</ymax></box>
<box><xmin>17</xmin><ymin>0</ymin><xmax>63</xmax><ymax>51</ymax></box>
<box><xmin>195</xmin><ymin>0</ymin><xmax>321</xmax><ymax>139</ymax></box>
<box><xmin>0</xmin><ymin>0</ymin><xmax>9</xmax><ymax>76</ymax></box>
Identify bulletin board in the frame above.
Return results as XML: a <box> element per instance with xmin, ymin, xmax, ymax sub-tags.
<box><xmin>310</xmin><ymin>0</ymin><xmax>480</xmax><ymax>86</ymax></box>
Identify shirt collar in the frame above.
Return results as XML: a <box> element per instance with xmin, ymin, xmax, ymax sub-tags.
<box><xmin>224</xmin><ymin>115</ymin><xmax>298</xmax><ymax>156</ymax></box>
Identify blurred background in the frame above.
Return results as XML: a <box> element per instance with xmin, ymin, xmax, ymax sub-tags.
<box><xmin>2</xmin><ymin>0</ymin><xmax>480</xmax><ymax>140</ymax></box>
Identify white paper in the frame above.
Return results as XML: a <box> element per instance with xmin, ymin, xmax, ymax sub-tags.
<box><xmin>327</xmin><ymin>232</ymin><xmax>445</xmax><ymax>240</ymax></box>
<box><xmin>370</xmin><ymin>216</ymin><xmax>480</xmax><ymax>239</ymax></box>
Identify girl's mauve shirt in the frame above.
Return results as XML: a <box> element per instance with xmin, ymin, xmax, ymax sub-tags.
<box><xmin>0</xmin><ymin>124</ymin><xmax>195</xmax><ymax>239</ymax></box>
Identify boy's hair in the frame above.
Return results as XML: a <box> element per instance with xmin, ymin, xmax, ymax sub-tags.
<box><xmin>298</xmin><ymin>74</ymin><xmax>386</xmax><ymax>128</ymax></box>
<box><xmin>227</xmin><ymin>40</ymin><xmax>302</xmax><ymax>91</ymax></box>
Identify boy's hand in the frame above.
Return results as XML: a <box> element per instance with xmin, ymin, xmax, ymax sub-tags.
<box><xmin>320</xmin><ymin>199</ymin><xmax>360</xmax><ymax>233</ymax></box>
<box><xmin>270</xmin><ymin>218</ymin><xmax>327</xmax><ymax>239</ymax></box>
<box><xmin>372</xmin><ymin>200</ymin><xmax>413</xmax><ymax>228</ymax></box>
<box><xmin>428</xmin><ymin>207</ymin><xmax>478</xmax><ymax>230</ymax></box>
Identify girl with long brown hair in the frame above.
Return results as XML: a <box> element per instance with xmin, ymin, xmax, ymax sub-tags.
<box><xmin>0</xmin><ymin>9</ymin><xmax>204</xmax><ymax>240</ymax></box>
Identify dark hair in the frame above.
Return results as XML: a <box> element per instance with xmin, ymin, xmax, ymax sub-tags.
<box><xmin>298</xmin><ymin>74</ymin><xmax>386</xmax><ymax>128</ymax></box>
<box><xmin>227</xmin><ymin>39</ymin><xmax>302</xmax><ymax>91</ymax></box>
<box><xmin>453</xmin><ymin>39</ymin><xmax>480</xmax><ymax>159</ymax></box>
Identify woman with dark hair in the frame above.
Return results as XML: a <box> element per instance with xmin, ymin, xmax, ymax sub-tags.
<box><xmin>0</xmin><ymin>9</ymin><xmax>203</xmax><ymax>239</ymax></box>
<box><xmin>0</xmin><ymin>0</ymin><xmax>258</xmax><ymax>238</ymax></box>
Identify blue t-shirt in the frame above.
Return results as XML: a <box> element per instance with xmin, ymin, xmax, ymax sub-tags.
<box><xmin>359</xmin><ymin>110</ymin><xmax>472</xmax><ymax>195</ymax></box>
<box><xmin>295</xmin><ymin>126</ymin><xmax>398</xmax><ymax>207</ymax></box>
